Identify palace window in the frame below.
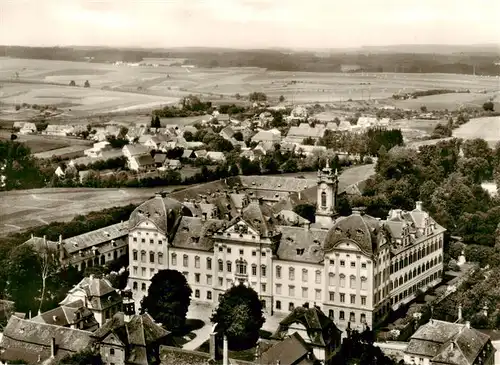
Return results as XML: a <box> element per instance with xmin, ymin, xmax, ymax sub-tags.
<box><xmin>227</xmin><ymin>261</ymin><xmax>232</xmax><ymax>272</ymax></box>
<box><xmin>195</xmin><ymin>256</ymin><xmax>200</xmax><ymax>268</ymax></box>
<box><xmin>339</xmin><ymin>274</ymin><xmax>346</xmax><ymax>288</ymax></box>
<box><xmin>321</xmin><ymin>191</ymin><xmax>327</xmax><ymax>207</ymax></box>
<box><xmin>183</xmin><ymin>255</ymin><xmax>188</xmax><ymax>267</ymax></box>
<box><xmin>261</xmin><ymin>265</ymin><xmax>267</xmax><ymax>277</ymax></box>
<box><xmin>207</xmin><ymin>258</ymin><xmax>212</xmax><ymax>270</ymax></box>
<box><xmin>171</xmin><ymin>253</ymin><xmax>177</xmax><ymax>266</ymax></box>
<box><xmin>236</xmin><ymin>260</ymin><xmax>247</xmax><ymax>275</ymax></box>
<box><xmin>302</xmin><ymin>269</ymin><xmax>308</xmax><ymax>282</ymax></box>
<box><xmin>133</xmin><ymin>250</ymin><xmax>138</xmax><ymax>261</ymax></box>
<box><xmin>276</xmin><ymin>266</ymin><xmax>282</xmax><ymax>279</ymax></box>
<box><xmin>350</xmin><ymin>275</ymin><xmax>356</xmax><ymax>288</ymax></box>
<box><xmin>158</xmin><ymin>253</ymin><xmax>163</xmax><ymax>265</ymax></box>
<box><xmin>140</xmin><ymin>251</ymin><xmax>146</xmax><ymax>263</ymax></box>
<box><xmin>149</xmin><ymin>251</ymin><xmax>154</xmax><ymax>263</ymax></box>
<box><xmin>218</xmin><ymin>259</ymin><xmax>223</xmax><ymax>272</ymax></box>
<box><xmin>252</xmin><ymin>264</ymin><xmax>257</xmax><ymax>276</ymax></box>
<box><xmin>315</xmin><ymin>270</ymin><xmax>321</xmax><ymax>284</ymax></box>
<box><xmin>289</xmin><ymin>267</ymin><xmax>295</xmax><ymax>280</ymax></box>
<box><xmin>329</xmin><ymin>272</ymin><xmax>335</xmax><ymax>286</ymax></box>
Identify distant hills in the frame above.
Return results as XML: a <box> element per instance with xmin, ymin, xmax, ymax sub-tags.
<box><xmin>0</xmin><ymin>45</ymin><xmax>499</xmax><ymax>76</ymax></box>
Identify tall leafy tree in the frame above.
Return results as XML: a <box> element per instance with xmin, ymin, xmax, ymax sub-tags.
<box><xmin>141</xmin><ymin>269</ymin><xmax>192</xmax><ymax>332</ymax></box>
<box><xmin>211</xmin><ymin>284</ymin><xmax>265</xmax><ymax>350</ymax></box>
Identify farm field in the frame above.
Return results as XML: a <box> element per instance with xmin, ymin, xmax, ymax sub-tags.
<box><xmin>1</xmin><ymin>57</ymin><xmax>498</xmax><ymax>117</ymax></box>
<box><xmin>274</xmin><ymin>164</ymin><xmax>375</xmax><ymax>186</ymax></box>
<box><xmin>390</xmin><ymin>90</ymin><xmax>500</xmax><ymax>111</ymax></box>
<box><xmin>0</xmin><ymin>130</ymin><xmax>91</xmax><ymax>154</ymax></box>
<box><xmin>0</xmin><ymin>187</ymin><xmax>178</xmax><ymax>236</ymax></box>
<box><xmin>453</xmin><ymin>116</ymin><xmax>500</xmax><ymax>147</ymax></box>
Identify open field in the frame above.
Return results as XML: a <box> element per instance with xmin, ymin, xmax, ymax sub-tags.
<box><xmin>275</xmin><ymin>164</ymin><xmax>375</xmax><ymax>186</ymax></box>
<box><xmin>390</xmin><ymin>90</ymin><xmax>500</xmax><ymax>111</ymax></box>
<box><xmin>390</xmin><ymin>119</ymin><xmax>443</xmax><ymax>141</ymax></box>
<box><xmin>453</xmin><ymin>116</ymin><xmax>500</xmax><ymax>147</ymax></box>
<box><xmin>1</xmin><ymin>57</ymin><xmax>498</xmax><ymax>117</ymax></box>
<box><xmin>0</xmin><ymin>187</ymin><xmax>178</xmax><ymax>236</ymax></box>
<box><xmin>0</xmin><ymin>130</ymin><xmax>92</xmax><ymax>154</ymax></box>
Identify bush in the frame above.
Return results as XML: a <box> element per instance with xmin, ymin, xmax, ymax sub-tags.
<box><xmin>483</xmin><ymin>101</ymin><xmax>494</xmax><ymax>112</ymax></box>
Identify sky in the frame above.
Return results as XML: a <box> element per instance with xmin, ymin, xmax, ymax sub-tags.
<box><xmin>0</xmin><ymin>0</ymin><xmax>499</xmax><ymax>49</ymax></box>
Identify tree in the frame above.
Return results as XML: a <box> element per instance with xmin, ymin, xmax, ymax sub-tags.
<box><xmin>69</xmin><ymin>80</ymin><xmax>76</xmax><ymax>86</ymax></box>
<box><xmin>233</xmin><ymin>131</ymin><xmax>243</xmax><ymax>141</ymax></box>
<box><xmin>249</xmin><ymin>91</ymin><xmax>267</xmax><ymax>102</ymax></box>
<box><xmin>420</xmin><ymin>105</ymin><xmax>428</xmax><ymax>113</ymax></box>
<box><xmin>184</xmin><ymin>131</ymin><xmax>194</xmax><ymax>141</ymax></box>
<box><xmin>483</xmin><ymin>101</ymin><xmax>494</xmax><ymax>112</ymax></box>
<box><xmin>83</xmin><ymin>80</ymin><xmax>90</xmax><ymax>88</ymax></box>
<box><xmin>56</xmin><ymin>350</ymin><xmax>103</xmax><ymax>365</ymax></box>
<box><xmin>118</xmin><ymin>127</ymin><xmax>128</xmax><ymax>139</ymax></box>
<box><xmin>140</xmin><ymin>269</ymin><xmax>192</xmax><ymax>332</ymax></box>
<box><xmin>151</xmin><ymin>115</ymin><xmax>161</xmax><ymax>129</ymax></box>
<box><xmin>10</xmin><ymin>134</ymin><xmax>17</xmax><ymax>140</ymax></box>
<box><xmin>293</xmin><ymin>204</ymin><xmax>316</xmax><ymax>223</ymax></box>
<box><xmin>37</xmin><ymin>240</ymin><xmax>58</xmax><ymax>314</ymax></box>
<box><xmin>211</xmin><ymin>284</ymin><xmax>265</xmax><ymax>350</ymax></box>
<box><xmin>279</xmin><ymin>95</ymin><xmax>285</xmax><ymax>102</ymax></box>
<box><xmin>302</xmin><ymin>137</ymin><xmax>316</xmax><ymax>146</ymax></box>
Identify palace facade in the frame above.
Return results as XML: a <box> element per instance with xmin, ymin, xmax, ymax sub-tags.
<box><xmin>127</xmin><ymin>166</ymin><xmax>445</xmax><ymax>333</ymax></box>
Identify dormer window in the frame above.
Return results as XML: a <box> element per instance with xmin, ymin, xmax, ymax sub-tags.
<box><xmin>296</xmin><ymin>248</ymin><xmax>305</xmax><ymax>256</ymax></box>
<box><xmin>182</xmin><ymin>226</ymin><xmax>189</xmax><ymax>232</ymax></box>
<box><xmin>335</xmin><ymin>228</ymin><xmax>342</xmax><ymax>235</ymax></box>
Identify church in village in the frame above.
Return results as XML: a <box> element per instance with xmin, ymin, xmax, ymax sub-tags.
<box><xmin>127</xmin><ymin>163</ymin><xmax>445</xmax><ymax>333</ymax></box>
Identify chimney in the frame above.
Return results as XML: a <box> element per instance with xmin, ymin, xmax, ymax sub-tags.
<box><xmin>59</xmin><ymin>234</ymin><xmax>62</xmax><ymax>243</ymax></box>
<box><xmin>450</xmin><ymin>342</ymin><xmax>455</xmax><ymax>350</ymax></box>
<box><xmin>43</xmin><ymin>235</ymin><xmax>46</xmax><ymax>243</ymax></box>
<box><xmin>31</xmin><ymin>233</ymin><xmax>34</xmax><ymax>239</ymax></box>
<box><xmin>298</xmin><ymin>191</ymin><xmax>302</xmax><ymax>200</ymax></box>
<box><xmin>89</xmin><ymin>274</ymin><xmax>94</xmax><ymax>280</ymax></box>
<box><xmin>223</xmin><ymin>335</ymin><xmax>229</xmax><ymax>365</ymax></box>
<box><xmin>303</xmin><ymin>222</ymin><xmax>310</xmax><ymax>231</ymax></box>
<box><xmin>465</xmin><ymin>321</ymin><xmax>470</xmax><ymax>328</ymax></box>
<box><xmin>50</xmin><ymin>337</ymin><xmax>56</xmax><ymax>358</ymax></box>
<box><xmin>458</xmin><ymin>304</ymin><xmax>462</xmax><ymax>321</ymax></box>
<box><xmin>416</xmin><ymin>201</ymin><xmax>423</xmax><ymax>211</ymax></box>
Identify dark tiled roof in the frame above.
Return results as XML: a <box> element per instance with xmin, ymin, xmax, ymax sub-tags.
<box><xmin>154</xmin><ymin>153</ymin><xmax>167</xmax><ymax>163</ymax></box>
<box><xmin>129</xmin><ymin>195</ymin><xmax>189</xmax><ymax>234</ymax></box>
<box><xmin>171</xmin><ymin>216</ymin><xmax>226</xmax><ymax>251</ymax></box>
<box><xmin>323</xmin><ymin>213</ymin><xmax>382</xmax><ymax>256</ymax></box>
<box><xmin>273</xmin><ymin>306</ymin><xmax>340</xmax><ymax>348</ymax></box>
<box><xmin>63</xmin><ymin>221</ymin><xmax>128</xmax><ymax>254</ymax></box>
<box><xmin>136</xmin><ymin>153</ymin><xmax>155</xmax><ymax>166</ymax></box>
<box><xmin>160</xmin><ymin>346</ymin><xmax>211</xmax><ymax>365</ymax></box>
<box><xmin>31</xmin><ymin>300</ymin><xmax>98</xmax><ymax>331</ymax></box>
<box><xmin>0</xmin><ymin>316</ymin><xmax>94</xmax><ymax>363</ymax></box>
<box><xmin>276</xmin><ymin>227</ymin><xmax>326</xmax><ymax>264</ymax></box>
<box><xmin>260</xmin><ymin>332</ymin><xmax>315</xmax><ymax>365</ymax></box>
<box><xmin>242</xmin><ymin>202</ymin><xmax>275</xmax><ymax>237</ymax></box>
<box><xmin>406</xmin><ymin>320</ymin><xmax>491</xmax><ymax>365</ymax></box>
<box><xmin>124</xmin><ymin>144</ymin><xmax>149</xmax><ymax>156</ymax></box>
<box><xmin>94</xmin><ymin>313</ymin><xmax>169</xmax><ymax>365</ymax></box>
<box><xmin>238</xmin><ymin>175</ymin><xmax>316</xmax><ymax>193</ymax></box>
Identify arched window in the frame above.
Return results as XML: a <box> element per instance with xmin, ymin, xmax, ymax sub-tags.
<box><xmin>321</xmin><ymin>191</ymin><xmax>327</xmax><ymax>207</ymax></box>
<box><xmin>315</xmin><ymin>270</ymin><xmax>321</xmax><ymax>284</ymax></box>
<box><xmin>361</xmin><ymin>276</ymin><xmax>367</xmax><ymax>290</ymax></box>
<box><xmin>158</xmin><ymin>252</ymin><xmax>163</xmax><ymax>265</ymax></box>
<box><xmin>329</xmin><ymin>272</ymin><xmax>335</xmax><ymax>286</ymax></box>
<box><xmin>404</xmin><ymin>273</ymin><xmax>408</xmax><ymax>283</ymax></box>
<box><xmin>276</xmin><ymin>300</ymin><xmax>281</xmax><ymax>310</ymax></box>
<box><xmin>195</xmin><ymin>256</ymin><xmax>200</xmax><ymax>268</ymax></box>
<box><xmin>140</xmin><ymin>250</ymin><xmax>146</xmax><ymax>263</ymax></box>
<box><xmin>206</xmin><ymin>257</ymin><xmax>212</xmax><ymax>270</ymax></box>
<box><xmin>218</xmin><ymin>259</ymin><xmax>223</xmax><ymax>272</ymax></box>
<box><xmin>149</xmin><ymin>251</ymin><xmax>155</xmax><ymax>263</ymax></box>
<box><xmin>360</xmin><ymin>313</ymin><xmax>366</xmax><ymax>323</ymax></box>
<box><xmin>302</xmin><ymin>269</ymin><xmax>308</xmax><ymax>282</ymax></box>
<box><xmin>252</xmin><ymin>264</ymin><xmax>257</xmax><ymax>276</ymax></box>
<box><xmin>339</xmin><ymin>274</ymin><xmax>346</xmax><ymax>288</ymax></box>
<box><xmin>289</xmin><ymin>267</ymin><xmax>295</xmax><ymax>280</ymax></box>
<box><xmin>350</xmin><ymin>312</ymin><xmax>355</xmax><ymax>323</ymax></box>
<box><xmin>399</xmin><ymin>277</ymin><xmax>403</xmax><ymax>286</ymax></box>
<box><xmin>261</xmin><ymin>265</ymin><xmax>267</xmax><ymax>277</ymax></box>
<box><xmin>227</xmin><ymin>261</ymin><xmax>232</xmax><ymax>272</ymax></box>
<box><xmin>276</xmin><ymin>266</ymin><xmax>282</xmax><ymax>279</ymax></box>
<box><xmin>141</xmin><ymin>283</ymin><xmax>146</xmax><ymax>291</ymax></box>
<box><xmin>236</xmin><ymin>260</ymin><xmax>247</xmax><ymax>275</ymax></box>
<box><xmin>171</xmin><ymin>253</ymin><xmax>177</xmax><ymax>266</ymax></box>
<box><xmin>133</xmin><ymin>281</ymin><xmax>138</xmax><ymax>290</ymax></box>
<box><xmin>409</xmin><ymin>271</ymin><xmax>412</xmax><ymax>280</ymax></box>
<box><xmin>350</xmin><ymin>275</ymin><xmax>356</xmax><ymax>288</ymax></box>
<box><xmin>413</xmin><ymin>268</ymin><xmax>417</xmax><ymax>277</ymax></box>
<box><xmin>133</xmin><ymin>250</ymin><xmax>138</xmax><ymax>261</ymax></box>
<box><xmin>183</xmin><ymin>254</ymin><xmax>188</xmax><ymax>267</ymax></box>
<box><xmin>339</xmin><ymin>310</ymin><xmax>345</xmax><ymax>320</ymax></box>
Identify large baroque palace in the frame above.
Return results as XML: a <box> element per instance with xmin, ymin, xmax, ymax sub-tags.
<box><xmin>127</xmin><ymin>165</ymin><xmax>445</xmax><ymax>332</ymax></box>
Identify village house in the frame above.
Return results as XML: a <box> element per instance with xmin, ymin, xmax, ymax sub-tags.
<box><xmin>31</xmin><ymin>300</ymin><xmax>99</xmax><ymax>331</ymax></box>
<box><xmin>129</xmin><ymin>153</ymin><xmax>156</xmax><ymax>172</ymax></box>
<box><xmin>59</xmin><ymin>275</ymin><xmax>123</xmax><ymax>327</ymax></box>
<box><xmin>240</xmin><ymin>149</ymin><xmax>264</xmax><ymax>161</ymax></box>
<box><xmin>258</xmin><ymin>332</ymin><xmax>319</xmax><ymax>365</ymax></box>
<box><xmin>122</xmin><ymin>144</ymin><xmax>150</xmax><ymax>160</ymax></box>
<box><xmin>125</xmin><ymin>127</ymin><xmax>147</xmax><ymax>142</ymax></box>
<box><xmin>164</xmin><ymin>159</ymin><xmax>182</xmax><ymax>170</ymax></box>
<box><xmin>144</xmin><ymin>135</ymin><xmax>171</xmax><ymax>150</ymax></box>
<box><xmin>154</xmin><ymin>153</ymin><xmax>167</xmax><ymax>167</ymax></box>
<box><xmin>295</xmin><ymin>144</ymin><xmax>327</xmax><ymax>157</ymax></box>
<box><xmin>0</xmin><ymin>315</ymin><xmax>95</xmax><ymax>364</ymax></box>
<box><xmin>404</xmin><ymin>319</ymin><xmax>495</xmax><ymax>365</ymax></box>
<box><xmin>18</xmin><ymin>122</ymin><xmax>37</xmax><ymax>135</ymax></box>
<box><xmin>43</xmin><ymin>124</ymin><xmax>75</xmax><ymax>136</ymax></box>
<box><xmin>251</xmin><ymin>130</ymin><xmax>282</xmax><ymax>144</ymax></box>
<box><xmin>84</xmin><ymin>141</ymin><xmax>112</xmax><ymax>158</ymax></box>
<box><xmin>271</xmin><ymin>304</ymin><xmax>342</xmax><ymax>363</ymax></box>
<box><xmin>182</xmin><ymin>149</ymin><xmax>196</xmax><ymax>159</ymax></box>
<box><xmin>220</xmin><ymin>126</ymin><xmax>236</xmax><ymax>141</ymax></box>
<box><xmin>285</xmin><ymin>123</ymin><xmax>326</xmax><ymax>144</ymax></box>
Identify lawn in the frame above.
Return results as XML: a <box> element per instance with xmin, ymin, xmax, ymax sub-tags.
<box><xmin>391</xmin><ymin>90</ymin><xmax>499</xmax><ymax>111</ymax></box>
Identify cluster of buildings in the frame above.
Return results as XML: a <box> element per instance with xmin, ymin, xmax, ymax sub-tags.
<box><xmin>4</xmin><ymin>165</ymin><xmax>498</xmax><ymax>364</ymax></box>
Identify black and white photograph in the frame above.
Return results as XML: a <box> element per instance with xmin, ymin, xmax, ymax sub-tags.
<box><xmin>0</xmin><ymin>0</ymin><xmax>499</xmax><ymax>364</ymax></box>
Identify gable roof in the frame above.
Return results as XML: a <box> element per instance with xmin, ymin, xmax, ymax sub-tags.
<box><xmin>135</xmin><ymin>153</ymin><xmax>155</xmax><ymax>167</ymax></box>
<box><xmin>0</xmin><ymin>315</ymin><xmax>94</xmax><ymax>364</ymax></box>
<box><xmin>93</xmin><ymin>312</ymin><xmax>170</xmax><ymax>365</ymax></box>
<box><xmin>63</xmin><ymin>221</ymin><xmax>128</xmax><ymax>254</ymax></box>
<box><xmin>124</xmin><ymin>144</ymin><xmax>149</xmax><ymax>156</ymax></box>
<box><xmin>273</xmin><ymin>306</ymin><xmax>340</xmax><ymax>348</ymax></box>
<box><xmin>406</xmin><ymin>320</ymin><xmax>491</xmax><ymax>365</ymax></box>
<box><xmin>31</xmin><ymin>300</ymin><xmax>98</xmax><ymax>331</ymax></box>
<box><xmin>241</xmin><ymin>202</ymin><xmax>274</xmax><ymax>237</ymax></box>
<box><xmin>276</xmin><ymin>227</ymin><xmax>326</xmax><ymax>264</ymax></box>
<box><xmin>260</xmin><ymin>332</ymin><xmax>315</xmax><ymax>365</ymax></box>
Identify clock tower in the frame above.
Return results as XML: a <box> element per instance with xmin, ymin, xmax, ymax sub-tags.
<box><xmin>315</xmin><ymin>160</ymin><xmax>338</xmax><ymax>228</ymax></box>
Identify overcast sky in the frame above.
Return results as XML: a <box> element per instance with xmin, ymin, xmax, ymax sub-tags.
<box><xmin>1</xmin><ymin>0</ymin><xmax>499</xmax><ymax>49</ymax></box>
